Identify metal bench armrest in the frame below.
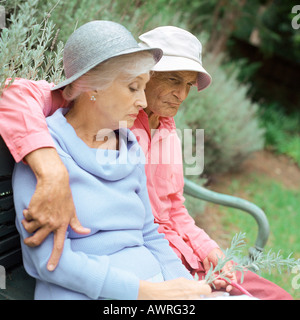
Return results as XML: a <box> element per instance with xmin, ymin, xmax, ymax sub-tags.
<box><xmin>184</xmin><ymin>178</ymin><xmax>270</xmax><ymax>255</ymax></box>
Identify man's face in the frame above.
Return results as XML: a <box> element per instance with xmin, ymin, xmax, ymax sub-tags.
<box><xmin>144</xmin><ymin>71</ymin><xmax>198</xmax><ymax>118</ymax></box>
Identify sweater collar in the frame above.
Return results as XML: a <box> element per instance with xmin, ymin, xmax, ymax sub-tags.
<box><xmin>47</xmin><ymin>108</ymin><xmax>143</xmax><ymax>181</ymax></box>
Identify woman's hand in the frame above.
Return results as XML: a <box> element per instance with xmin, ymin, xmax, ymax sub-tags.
<box><xmin>23</xmin><ymin>148</ymin><xmax>90</xmax><ymax>271</ymax></box>
<box><xmin>138</xmin><ymin>278</ymin><xmax>212</xmax><ymax>300</ymax></box>
<box><xmin>203</xmin><ymin>248</ymin><xmax>237</xmax><ymax>292</ymax></box>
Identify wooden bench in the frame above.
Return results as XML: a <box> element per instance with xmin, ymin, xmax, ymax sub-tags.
<box><xmin>0</xmin><ymin>136</ymin><xmax>270</xmax><ymax>300</ymax></box>
<box><xmin>0</xmin><ymin>136</ymin><xmax>35</xmax><ymax>300</ymax></box>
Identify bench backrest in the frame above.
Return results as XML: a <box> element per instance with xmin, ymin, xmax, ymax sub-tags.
<box><xmin>0</xmin><ymin>136</ymin><xmax>22</xmax><ymax>269</ymax></box>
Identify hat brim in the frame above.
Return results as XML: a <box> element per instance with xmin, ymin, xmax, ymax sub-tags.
<box><xmin>151</xmin><ymin>55</ymin><xmax>212</xmax><ymax>91</ymax></box>
<box><xmin>51</xmin><ymin>47</ymin><xmax>163</xmax><ymax>91</ymax></box>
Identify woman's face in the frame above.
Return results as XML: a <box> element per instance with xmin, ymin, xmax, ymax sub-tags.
<box><xmin>93</xmin><ymin>73</ymin><xmax>149</xmax><ymax>130</ymax></box>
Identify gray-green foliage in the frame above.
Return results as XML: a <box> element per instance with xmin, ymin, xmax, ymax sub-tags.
<box><xmin>0</xmin><ymin>0</ymin><xmax>64</xmax><ymax>95</ymax></box>
<box><xmin>32</xmin><ymin>0</ymin><xmax>124</xmax><ymax>44</ymax></box>
<box><xmin>202</xmin><ymin>233</ymin><xmax>300</xmax><ymax>286</ymax></box>
<box><xmin>28</xmin><ymin>0</ymin><xmax>188</xmax><ymax>44</ymax></box>
<box><xmin>1</xmin><ymin>0</ymin><xmax>266</xmax><ymax>177</ymax></box>
<box><xmin>0</xmin><ymin>0</ymin><xmax>187</xmax><ymax>95</ymax></box>
<box><xmin>175</xmin><ymin>53</ymin><xmax>265</xmax><ymax>176</ymax></box>
<box><xmin>202</xmin><ymin>232</ymin><xmax>247</xmax><ymax>285</ymax></box>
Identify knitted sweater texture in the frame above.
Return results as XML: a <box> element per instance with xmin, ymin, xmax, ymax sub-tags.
<box><xmin>12</xmin><ymin>108</ymin><xmax>192</xmax><ymax>300</ymax></box>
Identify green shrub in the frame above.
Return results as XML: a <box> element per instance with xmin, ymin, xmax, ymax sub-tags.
<box><xmin>0</xmin><ymin>0</ymin><xmax>188</xmax><ymax>94</ymax></box>
<box><xmin>0</xmin><ymin>0</ymin><xmax>64</xmax><ymax>95</ymax></box>
<box><xmin>28</xmin><ymin>0</ymin><xmax>188</xmax><ymax>44</ymax></box>
<box><xmin>175</xmin><ymin>53</ymin><xmax>265</xmax><ymax>176</ymax></box>
<box><xmin>259</xmin><ymin>103</ymin><xmax>300</xmax><ymax>166</ymax></box>
<box><xmin>1</xmin><ymin>0</ymin><xmax>266</xmax><ymax>178</ymax></box>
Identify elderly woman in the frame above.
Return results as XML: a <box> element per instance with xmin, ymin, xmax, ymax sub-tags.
<box><xmin>12</xmin><ymin>21</ymin><xmax>211</xmax><ymax>300</ymax></box>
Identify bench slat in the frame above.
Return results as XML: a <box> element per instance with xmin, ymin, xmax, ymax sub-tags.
<box><xmin>0</xmin><ymin>248</ymin><xmax>22</xmax><ymax>269</ymax></box>
<box><xmin>0</xmin><ymin>224</ymin><xmax>17</xmax><ymax>238</ymax></box>
<box><xmin>0</xmin><ymin>193</ymin><xmax>14</xmax><ymax>208</ymax></box>
<box><xmin>0</xmin><ymin>136</ymin><xmax>15</xmax><ymax>176</ymax></box>
<box><xmin>0</xmin><ymin>208</ymin><xmax>15</xmax><ymax>224</ymax></box>
<box><xmin>0</xmin><ymin>233</ymin><xmax>20</xmax><ymax>255</ymax></box>
<box><xmin>0</xmin><ymin>180</ymin><xmax>13</xmax><ymax>196</ymax></box>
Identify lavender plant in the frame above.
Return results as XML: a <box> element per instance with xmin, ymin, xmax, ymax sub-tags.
<box><xmin>0</xmin><ymin>0</ymin><xmax>64</xmax><ymax>96</ymax></box>
<box><xmin>202</xmin><ymin>232</ymin><xmax>300</xmax><ymax>286</ymax></box>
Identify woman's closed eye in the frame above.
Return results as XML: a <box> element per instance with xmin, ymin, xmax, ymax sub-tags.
<box><xmin>129</xmin><ymin>81</ymin><xmax>139</xmax><ymax>92</ymax></box>
<box><xmin>129</xmin><ymin>86</ymin><xmax>138</xmax><ymax>92</ymax></box>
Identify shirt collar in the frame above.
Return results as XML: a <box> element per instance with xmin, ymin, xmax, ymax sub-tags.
<box><xmin>136</xmin><ymin>109</ymin><xmax>176</xmax><ymax>133</ymax></box>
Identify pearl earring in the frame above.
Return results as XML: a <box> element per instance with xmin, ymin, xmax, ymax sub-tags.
<box><xmin>90</xmin><ymin>95</ymin><xmax>96</xmax><ymax>101</ymax></box>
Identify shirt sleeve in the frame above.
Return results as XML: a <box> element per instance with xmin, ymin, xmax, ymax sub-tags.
<box><xmin>169</xmin><ymin>190</ymin><xmax>220</xmax><ymax>263</ymax></box>
<box><xmin>0</xmin><ymin>78</ymin><xmax>65</xmax><ymax>162</ymax></box>
<box><xmin>12</xmin><ymin>160</ymin><xmax>141</xmax><ymax>300</ymax></box>
<box><xmin>136</xmin><ymin>164</ymin><xmax>194</xmax><ymax>281</ymax></box>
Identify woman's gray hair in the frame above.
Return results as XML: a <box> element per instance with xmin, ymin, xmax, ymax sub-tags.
<box><xmin>62</xmin><ymin>51</ymin><xmax>155</xmax><ymax>101</ymax></box>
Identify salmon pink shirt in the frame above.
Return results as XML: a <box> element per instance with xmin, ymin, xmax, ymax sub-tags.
<box><xmin>0</xmin><ymin>78</ymin><xmax>219</xmax><ymax>272</ymax></box>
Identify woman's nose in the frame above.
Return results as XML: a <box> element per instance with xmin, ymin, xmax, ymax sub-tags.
<box><xmin>137</xmin><ymin>90</ymin><xmax>148</xmax><ymax>109</ymax></box>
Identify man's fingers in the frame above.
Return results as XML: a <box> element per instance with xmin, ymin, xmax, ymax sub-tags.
<box><xmin>23</xmin><ymin>209</ymin><xmax>33</xmax><ymax>221</ymax></box>
<box><xmin>69</xmin><ymin>214</ymin><xmax>91</xmax><ymax>235</ymax></box>
<box><xmin>226</xmin><ymin>285</ymin><xmax>233</xmax><ymax>292</ymax></box>
<box><xmin>202</xmin><ymin>258</ymin><xmax>211</xmax><ymax>272</ymax></box>
<box><xmin>213</xmin><ymin>279</ymin><xmax>226</xmax><ymax>290</ymax></box>
<box><xmin>22</xmin><ymin>218</ymin><xmax>41</xmax><ymax>234</ymax></box>
<box><xmin>47</xmin><ymin>229</ymin><xmax>66</xmax><ymax>271</ymax></box>
<box><xmin>23</xmin><ymin>227</ymin><xmax>51</xmax><ymax>247</ymax></box>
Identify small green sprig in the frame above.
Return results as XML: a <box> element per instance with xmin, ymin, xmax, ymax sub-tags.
<box><xmin>204</xmin><ymin>232</ymin><xmax>246</xmax><ymax>285</ymax></box>
<box><xmin>242</xmin><ymin>249</ymin><xmax>300</xmax><ymax>275</ymax></box>
<box><xmin>201</xmin><ymin>232</ymin><xmax>300</xmax><ymax>286</ymax></box>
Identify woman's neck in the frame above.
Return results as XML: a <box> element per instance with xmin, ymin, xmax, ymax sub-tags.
<box><xmin>65</xmin><ymin>101</ymin><xmax>118</xmax><ymax>150</ymax></box>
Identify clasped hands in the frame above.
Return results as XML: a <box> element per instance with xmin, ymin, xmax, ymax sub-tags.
<box><xmin>203</xmin><ymin>247</ymin><xmax>237</xmax><ymax>292</ymax></box>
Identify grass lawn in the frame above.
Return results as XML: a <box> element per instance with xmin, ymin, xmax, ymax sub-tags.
<box><xmin>214</xmin><ymin>174</ymin><xmax>300</xmax><ymax>299</ymax></box>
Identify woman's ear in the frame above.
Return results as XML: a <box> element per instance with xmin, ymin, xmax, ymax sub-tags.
<box><xmin>87</xmin><ymin>90</ymin><xmax>98</xmax><ymax>102</ymax></box>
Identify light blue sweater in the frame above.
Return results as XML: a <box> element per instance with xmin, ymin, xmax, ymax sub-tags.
<box><xmin>12</xmin><ymin>108</ymin><xmax>192</xmax><ymax>300</ymax></box>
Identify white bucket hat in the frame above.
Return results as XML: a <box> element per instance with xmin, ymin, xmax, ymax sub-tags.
<box><xmin>139</xmin><ymin>26</ymin><xmax>212</xmax><ymax>91</ymax></box>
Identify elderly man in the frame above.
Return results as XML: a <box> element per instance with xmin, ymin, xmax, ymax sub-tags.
<box><xmin>0</xmin><ymin>26</ymin><xmax>292</xmax><ymax>299</ymax></box>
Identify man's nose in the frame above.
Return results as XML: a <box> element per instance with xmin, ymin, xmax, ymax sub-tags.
<box><xmin>173</xmin><ymin>85</ymin><xmax>187</xmax><ymax>102</ymax></box>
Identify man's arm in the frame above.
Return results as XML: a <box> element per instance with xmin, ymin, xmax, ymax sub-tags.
<box><xmin>169</xmin><ymin>190</ymin><xmax>220</xmax><ymax>261</ymax></box>
<box><xmin>23</xmin><ymin>148</ymin><xmax>90</xmax><ymax>271</ymax></box>
<box><xmin>0</xmin><ymin>79</ymin><xmax>90</xmax><ymax>270</ymax></box>
<box><xmin>0</xmin><ymin>79</ymin><xmax>58</xmax><ymax>161</ymax></box>
<box><xmin>169</xmin><ymin>192</ymin><xmax>237</xmax><ymax>291</ymax></box>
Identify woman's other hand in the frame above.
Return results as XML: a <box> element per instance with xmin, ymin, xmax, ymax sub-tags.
<box><xmin>138</xmin><ymin>278</ymin><xmax>211</xmax><ymax>300</ymax></box>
